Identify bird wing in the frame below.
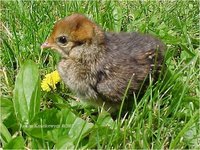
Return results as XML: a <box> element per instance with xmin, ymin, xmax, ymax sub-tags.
<box><xmin>96</xmin><ymin>32</ymin><xmax>165</xmax><ymax>102</ymax></box>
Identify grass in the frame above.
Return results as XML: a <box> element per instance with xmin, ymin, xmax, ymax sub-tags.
<box><xmin>1</xmin><ymin>0</ymin><xmax>199</xmax><ymax>149</ymax></box>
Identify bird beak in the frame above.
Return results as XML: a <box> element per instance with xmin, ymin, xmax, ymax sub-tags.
<box><xmin>41</xmin><ymin>41</ymin><xmax>52</xmax><ymax>49</ymax></box>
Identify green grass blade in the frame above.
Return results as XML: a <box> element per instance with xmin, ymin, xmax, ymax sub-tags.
<box><xmin>169</xmin><ymin>111</ymin><xmax>199</xmax><ymax>149</ymax></box>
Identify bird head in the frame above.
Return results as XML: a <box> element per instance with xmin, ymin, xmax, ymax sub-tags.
<box><xmin>41</xmin><ymin>13</ymin><xmax>105</xmax><ymax>55</ymax></box>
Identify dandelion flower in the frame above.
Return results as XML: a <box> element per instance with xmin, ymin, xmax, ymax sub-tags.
<box><xmin>41</xmin><ymin>70</ymin><xmax>61</xmax><ymax>92</ymax></box>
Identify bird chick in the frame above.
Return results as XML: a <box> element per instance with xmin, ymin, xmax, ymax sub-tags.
<box><xmin>41</xmin><ymin>13</ymin><xmax>165</xmax><ymax>112</ymax></box>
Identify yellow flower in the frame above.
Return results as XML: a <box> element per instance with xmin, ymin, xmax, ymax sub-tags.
<box><xmin>41</xmin><ymin>70</ymin><xmax>61</xmax><ymax>92</ymax></box>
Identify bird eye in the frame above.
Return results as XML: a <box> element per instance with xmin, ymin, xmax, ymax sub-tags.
<box><xmin>57</xmin><ymin>36</ymin><xmax>67</xmax><ymax>45</ymax></box>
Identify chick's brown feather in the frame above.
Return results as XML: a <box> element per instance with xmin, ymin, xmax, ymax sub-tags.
<box><xmin>42</xmin><ymin>13</ymin><xmax>166</xmax><ymax>112</ymax></box>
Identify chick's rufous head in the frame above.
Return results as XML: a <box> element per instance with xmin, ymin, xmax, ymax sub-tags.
<box><xmin>41</xmin><ymin>14</ymin><xmax>105</xmax><ymax>55</ymax></box>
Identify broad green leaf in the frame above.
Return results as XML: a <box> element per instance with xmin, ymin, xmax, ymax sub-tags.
<box><xmin>54</xmin><ymin>137</ymin><xmax>75</xmax><ymax>149</ymax></box>
<box><xmin>96</xmin><ymin>111</ymin><xmax>115</xmax><ymax>128</ymax></box>
<box><xmin>47</xmin><ymin>93</ymin><xmax>71</xmax><ymax>109</ymax></box>
<box><xmin>0</xmin><ymin>122</ymin><xmax>12</xmax><ymax>146</ymax></box>
<box><xmin>83</xmin><ymin>113</ymin><xmax>119</xmax><ymax>149</ymax></box>
<box><xmin>13</xmin><ymin>60</ymin><xmax>40</xmax><ymax>124</ymax></box>
<box><xmin>0</xmin><ymin>97</ymin><xmax>17</xmax><ymax>128</ymax></box>
<box><xmin>23</xmin><ymin>109</ymin><xmax>61</xmax><ymax>140</ymax></box>
<box><xmin>68</xmin><ymin>118</ymin><xmax>93</xmax><ymax>141</ymax></box>
<box><xmin>84</xmin><ymin>126</ymin><xmax>117</xmax><ymax>149</ymax></box>
<box><xmin>0</xmin><ymin>97</ymin><xmax>13</xmax><ymax>122</ymax></box>
<box><xmin>3</xmin><ymin>136</ymin><xmax>25</xmax><ymax>149</ymax></box>
<box><xmin>23</xmin><ymin>107</ymin><xmax>94</xmax><ymax>148</ymax></box>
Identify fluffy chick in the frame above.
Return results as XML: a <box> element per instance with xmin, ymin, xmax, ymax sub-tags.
<box><xmin>41</xmin><ymin>13</ymin><xmax>166</xmax><ymax>112</ymax></box>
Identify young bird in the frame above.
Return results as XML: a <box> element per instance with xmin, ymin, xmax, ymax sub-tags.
<box><xmin>41</xmin><ymin>13</ymin><xmax>165</xmax><ymax>112</ymax></box>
